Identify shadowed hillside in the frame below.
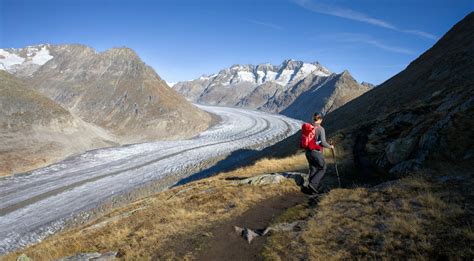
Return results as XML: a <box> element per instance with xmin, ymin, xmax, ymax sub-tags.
<box><xmin>0</xmin><ymin>71</ymin><xmax>116</xmax><ymax>176</ymax></box>
<box><xmin>324</xmin><ymin>12</ymin><xmax>474</xmax><ymax>177</ymax></box>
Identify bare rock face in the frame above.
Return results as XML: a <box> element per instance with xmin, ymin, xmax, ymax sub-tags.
<box><xmin>21</xmin><ymin>45</ymin><xmax>212</xmax><ymax>143</ymax></box>
<box><xmin>385</xmin><ymin>138</ymin><xmax>417</xmax><ymax>165</ymax></box>
<box><xmin>280</xmin><ymin>70</ymin><xmax>371</xmax><ymax>121</ymax></box>
<box><xmin>0</xmin><ymin>44</ymin><xmax>213</xmax><ymax>175</ymax></box>
<box><xmin>174</xmin><ymin>60</ymin><xmax>331</xmax><ymax>109</ymax></box>
<box><xmin>173</xmin><ymin>60</ymin><xmax>371</xmax><ymax>120</ymax></box>
<box><xmin>325</xmin><ymin>12</ymin><xmax>474</xmax><ymax>177</ymax></box>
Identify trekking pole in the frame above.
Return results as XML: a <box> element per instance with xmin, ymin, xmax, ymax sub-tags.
<box><xmin>329</xmin><ymin>139</ymin><xmax>341</xmax><ymax>188</ymax></box>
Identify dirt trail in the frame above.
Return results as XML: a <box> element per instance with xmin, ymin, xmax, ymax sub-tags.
<box><xmin>195</xmin><ymin>192</ymin><xmax>307</xmax><ymax>261</ymax></box>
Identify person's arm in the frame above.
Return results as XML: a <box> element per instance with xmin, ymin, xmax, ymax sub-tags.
<box><xmin>318</xmin><ymin>127</ymin><xmax>332</xmax><ymax>148</ymax></box>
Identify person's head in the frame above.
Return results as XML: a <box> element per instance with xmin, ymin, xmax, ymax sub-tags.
<box><xmin>313</xmin><ymin>112</ymin><xmax>323</xmax><ymax>124</ymax></box>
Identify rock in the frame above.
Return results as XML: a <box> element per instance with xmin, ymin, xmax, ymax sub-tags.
<box><xmin>282</xmin><ymin>172</ymin><xmax>307</xmax><ymax>187</ymax></box>
<box><xmin>418</xmin><ymin>130</ymin><xmax>438</xmax><ymax>151</ymax></box>
<box><xmin>388</xmin><ymin>159</ymin><xmax>421</xmax><ymax>176</ymax></box>
<box><xmin>375</xmin><ymin>153</ymin><xmax>390</xmax><ymax>168</ymax></box>
<box><xmin>234</xmin><ymin>226</ymin><xmax>259</xmax><ymax>244</ymax></box>
<box><xmin>436</xmin><ymin>95</ymin><xmax>460</xmax><ymax>112</ymax></box>
<box><xmin>437</xmin><ymin>175</ymin><xmax>466</xmax><ymax>183</ymax></box>
<box><xmin>232</xmin><ymin>172</ymin><xmax>307</xmax><ymax>186</ymax></box>
<box><xmin>431</xmin><ymin>90</ymin><xmax>442</xmax><ymax>98</ymax></box>
<box><xmin>392</xmin><ymin>112</ymin><xmax>418</xmax><ymax>125</ymax></box>
<box><xmin>16</xmin><ymin>254</ymin><xmax>32</xmax><ymax>261</ymax></box>
<box><xmin>429</xmin><ymin>65</ymin><xmax>451</xmax><ymax>81</ymax></box>
<box><xmin>261</xmin><ymin>221</ymin><xmax>303</xmax><ymax>235</ymax></box>
<box><xmin>385</xmin><ymin>138</ymin><xmax>416</xmax><ymax>165</ymax></box>
<box><xmin>233</xmin><ymin>174</ymin><xmax>286</xmax><ymax>185</ymax></box>
<box><xmin>463</xmin><ymin>149</ymin><xmax>474</xmax><ymax>160</ymax></box>
<box><xmin>234</xmin><ymin>221</ymin><xmax>304</xmax><ymax>244</ymax></box>
<box><xmin>55</xmin><ymin>251</ymin><xmax>117</xmax><ymax>261</ymax></box>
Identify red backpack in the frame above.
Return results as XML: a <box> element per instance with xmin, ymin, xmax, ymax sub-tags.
<box><xmin>300</xmin><ymin>123</ymin><xmax>322</xmax><ymax>151</ymax></box>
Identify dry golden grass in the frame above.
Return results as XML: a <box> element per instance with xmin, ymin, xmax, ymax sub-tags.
<box><xmin>217</xmin><ymin>153</ymin><xmax>308</xmax><ymax>179</ymax></box>
<box><xmin>262</xmin><ymin>202</ymin><xmax>312</xmax><ymax>261</ymax></box>
<box><xmin>2</xmin><ymin>154</ymin><xmax>308</xmax><ymax>260</ymax></box>
<box><xmin>263</xmin><ymin>173</ymin><xmax>474</xmax><ymax>260</ymax></box>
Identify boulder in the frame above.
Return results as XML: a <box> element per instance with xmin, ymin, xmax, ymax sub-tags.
<box><xmin>234</xmin><ymin>226</ymin><xmax>260</xmax><ymax>244</ymax></box>
<box><xmin>385</xmin><ymin>138</ymin><xmax>416</xmax><ymax>165</ymax></box>
<box><xmin>55</xmin><ymin>252</ymin><xmax>117</xmax><ymax>261</ymax></box>
<box><xmin>232</xmin><ymin>172</ymin><xmax>307</xmax><ymax>186</ymax></box>
<box><xmin>389</xmin><ymin>159</ymin><xmax>421</xmax><ymax>176</ymax></box>
<box><xmin>233</xmin><ymin>174</ymin><xmax>286</xmax><ymax>185</ymax></box>
<box><xmin>234</xmin><ymin>221</ymin><xmax>304</xmax><ymax>244</ymax></box>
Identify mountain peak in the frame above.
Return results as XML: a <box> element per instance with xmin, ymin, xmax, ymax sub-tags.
<box><xmin>103</xmin><ymin>47</ymin><xmax>140</xmax><ymax>59</ymax></box>
<box><xmin>280</xmin><ymin>59</ymin><xmax>303</xmax><ymax>70</ymax></box>
<box><xmin>341</xmin><ymin>69</ymin><xmax>351</xmax><ymax>76</ymax></box>
<box><xmin>256</xmin><ymin>63</ymin><xmax>274</xmax><ymax>71</ymax></box>
<box><xmin>336</xmin><ymin>70</ymin><xmax>358</xmax><ymax>85</ymax></box>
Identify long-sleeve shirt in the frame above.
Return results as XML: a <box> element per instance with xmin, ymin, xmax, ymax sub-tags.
<box><xmin>314</xmin><ymin>123</ymin><xmax>331</xmax><ymax>148</ymax></box>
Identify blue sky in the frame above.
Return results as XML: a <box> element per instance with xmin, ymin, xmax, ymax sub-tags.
<box><xmin>1</xmin><ymin>0</ymin><xmax>472</xmax><ymax>84</ymax></box>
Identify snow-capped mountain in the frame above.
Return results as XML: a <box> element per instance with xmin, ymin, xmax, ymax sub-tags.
<box><xmin>0</xmin><ymin>44</ymin><xmax>54</xmax><ymax>77</ymax></box>
<box><xmin>0</xmin><ymin>44</ymin><xmax>212</xmax><ymax>143</ymax></box>
<box><xmin>173</xmin><ymin>59</ymin><xmax>371</xmax><ymax>119</ymax></box>
<box><xmin>205</xmin><ymin>59</ymin><xmax>331</xmax><ymax>87</ymax></box>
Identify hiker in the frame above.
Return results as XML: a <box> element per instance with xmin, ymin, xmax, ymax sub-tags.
<box><xmin>304</xmin><ymin>112</ymin><xmax>333</xmax><ymax>193</ymax></box>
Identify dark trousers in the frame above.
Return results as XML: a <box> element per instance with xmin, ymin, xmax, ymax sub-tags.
<box><xmin>305</xmin><ymin>149</ymin><xmax>327</xmax><ymax>189</ymax></box>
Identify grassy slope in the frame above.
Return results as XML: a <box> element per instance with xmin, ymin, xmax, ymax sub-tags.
<box><xmin>3</xmin><ymin>155</ymin><xmax>308</xmax><ymax>260</ymax></box>
<box><xmin>3</xmin><ymin>151</ymin><xmax>472</xmax><ymax>260</ymax></box>
<box><xmin>263</xmin><ymin>165</ymin><xmax>473</xmax><ymax>260</ymax></box>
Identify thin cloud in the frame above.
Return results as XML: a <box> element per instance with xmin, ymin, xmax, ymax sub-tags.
<box><xmin>328</xmin><ymin>33</ymin><xmax>415</xmax><ymax>54</ymax></box>
<box><xmin>294</xmin><ymin>0</ymin><xmax>437</xmax><ymax>40</ymax></box>
<box><xmin>401</xmin><ymin>29</ymin><xmax>437</xmax><ymax>40</ymax></box>
<box><xmin>244</xmin><ymin>18</ymin><xmax>285</xmax><ymax>31</ymax></box>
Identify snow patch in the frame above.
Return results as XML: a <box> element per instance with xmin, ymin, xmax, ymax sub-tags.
<box><xmin>30</xmin><ymin>46</ymin><xmax>53</xmax><ymax>65</ymax></box>
<box><xmin>300</xmin><ymin>63</ymin><xmax>317</xmax><ymax>76</ymax></box>
<box><xmin>0</xmin><ymin>49</ymin><xmax>25</xmax><ymax>70</ymax></box>
<box><xmin>236</xmin><ymin>71</ymin><xmax>255</xmax><ymax>83</ymax></box>
<box><xmin>0</xmin><ymin>45</ymin><xmax>53</xmax><ymax>75</ymax></box>
<box><xmin>275</xmin><ymin>69</ymin><xmax>294</xmax><ymax>85</ymax></box>
<box><xmin>166</xmin><ymin>81</ymin><xmax>176</xmax><ymax>87</ymax></box>
<box><xmin>264</xmin><ymin>71</ymin><xmax>277</xmax><ymax>82</ymax></box>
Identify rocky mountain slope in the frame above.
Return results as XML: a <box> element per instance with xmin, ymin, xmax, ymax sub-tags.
<box><xmin>276</xmin><ymin>70</ymin><xmax>371</xmax><ymax>121</ymax></box>
<box><xmin>325</xmin><ymin>12</ymin><xmax>474</xmax><ymax>177</ymax></box>
<box><xmin>0</xmin><ymin>44</ymin><xmax>214</xmax><ymax>175</ymax></box>
<box><xmin>174</xmin><ymin>60</ymin><xmax>331</xmax><ymax>103</ymax></box>
<box><xmin>0</xmin><ymin>44</ymin><xmax>212</xmax><ymax>144</ymax></box>
<box><xmin>0</xmin><ymin>71</ymin><xmax>116</xmax><ymax>176</ymax></box>
<box><xmin>174</xmin><ymin>59</ymin><xmax>371</xmax><ymax>120</ymax></box>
